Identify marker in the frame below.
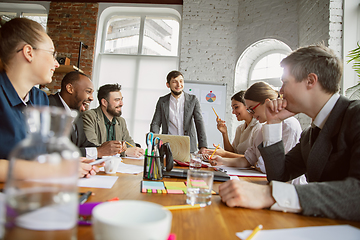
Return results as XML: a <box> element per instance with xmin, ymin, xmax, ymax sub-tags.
<box><xmin>163</xmin><ymin>204</ymin><xmax>206</xmax><ymax>211</ymax></box>
<box><xmin>79</xmin><ymin>191</ymin><xmax>92</xmax><ymax>204</ymax></box>
<box><xmin>245</xmin><ymin>224</ymin><xmax>263</xmax><ymax>240</ymax></box>
<box><xmin>212</xmin><ymin>107</ymin><xmax>219</xmax><ymax>118</ymax></box>
<box><xmin>209</xmin><ymin>144</ymin><xmax>220</xmax><ymax>160</ymax></box>
<box><xmin>125</xmin><ymin>141</ymin><xmax>135</xmax><ymax>148</ymax></box>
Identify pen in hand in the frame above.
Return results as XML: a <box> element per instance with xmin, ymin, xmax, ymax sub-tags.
<box><xmin>212</xmin><ymin>107</ymin><xmax>219</xmax><ymax>119</ymax></box>
<box><xmin>209</xmin><ymin>144</ymin><xmax>220</xmax><ymax>160</ymax></box>
<box><xmin>79</xmin><ymin>191</ymin><xmax>92</xmax><ymax>204</ymax></box>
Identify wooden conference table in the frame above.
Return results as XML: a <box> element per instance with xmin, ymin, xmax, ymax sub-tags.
<box><xmin>77</xmin><ymin>158</ymin><xmax>360</xmax><ymax>240</ymax></box>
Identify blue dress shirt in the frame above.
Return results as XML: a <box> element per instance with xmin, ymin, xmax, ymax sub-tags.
<box><xmin>0</xmin><ymin>72</ymin><xmax>49</xmax><ymax>159</ymax></box>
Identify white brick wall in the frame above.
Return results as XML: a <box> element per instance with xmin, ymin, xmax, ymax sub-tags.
<box><xmin>180</xmin><ymin>0</ymin><xmax>342</xmax><ymax>136</ymax></box>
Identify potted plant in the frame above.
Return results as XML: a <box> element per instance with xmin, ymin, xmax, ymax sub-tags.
<box><xmin>345</xmin><ymin>42</ymin><xmax>360</xmax><ymax>100</ymax></box>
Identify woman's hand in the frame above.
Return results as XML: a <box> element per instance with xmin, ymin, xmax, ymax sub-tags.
<box><xmin>216</xmin><ymin>117</ymin><xmax>227</xmax><ymax>135</ymax></box>
<box><xmin>203</xmin><ymin>144</ymin><xmax>226</xmax><ymax>157</ymax></box>
<box><xmin>209</xmin><ymin>155</ymin><xmax>224</xmax><ymax>166</ymax></box>
<box><xmin>79</xmin><ymin>157</ymin><xmax>104</xmax><ymax>178</ymax></box>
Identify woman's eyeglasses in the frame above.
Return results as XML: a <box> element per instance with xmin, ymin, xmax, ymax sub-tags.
<box><xmin>16</xmin><ymin>45</ymin><xmax>57</xmax><ymax>59</ymax></box>
<box><xmin>246</xmin><ymin>102</ymin><xmax>261</xmax><ymax>114</ymax></box>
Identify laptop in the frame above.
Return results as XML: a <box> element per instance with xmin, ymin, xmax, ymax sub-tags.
<box><xmin>153</xmin><ymin>134</ymin><xmax>190</xmax><ymax>163</ymax></box>
<box><xmin>163</xmin><ymin>168</ymin><xmax>230</xmax><ymax>182</ymax></box>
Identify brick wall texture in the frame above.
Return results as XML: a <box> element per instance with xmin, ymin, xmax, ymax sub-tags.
<box><xmin>46</xmin><ymin>2</ymin><xmax>98</xmax><ymax>92</ymax></box>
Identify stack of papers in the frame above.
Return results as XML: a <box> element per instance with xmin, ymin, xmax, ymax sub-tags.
<box><xmin>219</xmin><ymin>166</ymin><xmax>266</xmax><ymax>177</ymax></box>
<box><xmin>236</xmin><ymin>225</ymin><xmax>360</xmax><ymax>240</ymax></box>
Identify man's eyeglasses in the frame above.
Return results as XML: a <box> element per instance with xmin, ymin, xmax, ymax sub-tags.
<box><xmin>246</xmin><ymin>102</ymin><xmax>261</xmax><ymax>114</ymax></box>
<box><xmin>16</xmin><ymin>46</ymin><xmax>58</xmax><ymax>59</ymax></box>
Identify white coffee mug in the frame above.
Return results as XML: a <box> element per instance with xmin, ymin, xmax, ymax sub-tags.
<box><xmin>92</xmin><ymin>200</ymin><xmax>172</xmax><ymax>240</ymax></box>
<box><xmin>104</xmin><ymin>157</ymin><xmax>121</xmax><ymax>174</ymax></box>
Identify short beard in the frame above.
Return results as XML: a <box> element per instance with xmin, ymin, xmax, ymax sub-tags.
<box><xmin>107</xmin><ymin>106</ymin><xmax>122</xmax><ymax>117</ymax></box>
<box><xmin>171</xmin><ymin>89</ymin><xmax>182</xmax><ymax>96</ymax></box>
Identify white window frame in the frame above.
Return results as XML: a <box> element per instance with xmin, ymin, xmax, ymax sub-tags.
<box><xmin>92</xmin><ymin>3</ymin><xmax>182</xmax><ymax>147</ymax></box>
<box><xmin>248</xmin><ymin>50</ymin><xmax>290</xmax><ymax>89</ymax></box>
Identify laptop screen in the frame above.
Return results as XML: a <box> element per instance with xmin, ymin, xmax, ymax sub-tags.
<box><xmin>152</xmin><ymin>134</ymin><xmax>190</xmax><ymax>163</ymax></box>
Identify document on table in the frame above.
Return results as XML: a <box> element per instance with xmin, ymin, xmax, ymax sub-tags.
<box><xmin>236</xmin><ymin>225</ymin><xmax>360</xmax><ymax>240</ymax></box>
<box><xmin>123</xmin><ymin>156</ymin><xmax>144</xmax><ymax>160</ymax></box>
<box><xmin>220</xmin><ymin>166</ymin><xmax>266</xmax><ymax>177</ymax></box>
<box><xmin>78</xmin><ymin>175</ymin><xmax>118</xmax><ymax>188</ymax></box>
<box><xmin>116</xmin><ymin>161</ymin><xmax>143</xmax><ymax>174</ymax></box>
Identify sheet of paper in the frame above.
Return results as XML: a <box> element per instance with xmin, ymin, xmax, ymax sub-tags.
<box><xmin>117</xmin><ymin>162</ymin><xmax>143</xmax><ymax>174</ymax></box>
<box><xmin>220</xmin><ymin>166</ymin><xmax>266</xmax><ymax>177</ymax></box>
<box><xmin>236</xmin><ymin>225</ymin><xmax>360</xmax><ymax>240</ymax></box>
<box><xmin>78</xmin><ymin>175</ymin><xmax>118</xmax><ymax>188</ymax></box>
<box><xmin>123</xmin><ymin>156</ymin><xmax>144</xmax><ymax>160</ymax></box>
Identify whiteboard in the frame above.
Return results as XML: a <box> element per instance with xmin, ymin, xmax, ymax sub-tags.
<box><xmin>184</xmin><ymin>82</ymin><xmax>227</xmax><ymax>149</ymax></box>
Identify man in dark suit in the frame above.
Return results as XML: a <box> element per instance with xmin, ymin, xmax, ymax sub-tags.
<box><xmin>150</xmin><ymin>70</ymin><xmax>207</xmax><ymax>153</ymax></box>
<box><xmin>217</xmin><ymin>44</ymin><xmax>360</xmax><ymax>221</ymax></box>
<box><xmin>48</xmin><ymin>71</ymin><xmax>123</xmax><ymax>159</ymax></box>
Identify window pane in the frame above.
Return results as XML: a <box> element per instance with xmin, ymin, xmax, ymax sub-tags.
<box><xmin>104</xmin><ymin>16</ymin><xmax>141</xmax><ymax>54</ymax></box>
<box><xmin>251</xmin><ymin>53</ymin><xmax>287</xmax><ymax>81</ymax></box>
<box><xmin>142</xmin><ymin>17</ymin><xmax>179</xmax><ymax>56</ymax></box>
<box><xmin>22</xmin><ymin>13</ymin><xmax>48</xmax><ymax>30</ymax></box>
<box><xmin>97</xmin><ymin>54</ymin><xmax>178</xmax><ymax>147</ymax></box>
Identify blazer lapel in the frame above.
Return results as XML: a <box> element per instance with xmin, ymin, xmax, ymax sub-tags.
<box><xmin>95</xmin><ymin>107</ymin><xmax>107</xmax><ymax>144</ymax></box>
<box><xmin>183</xmin><ymin>93</ymin><xmax>191</xmax><ymax>130</ymax></box>
<box><xmin>163</xmin><ymin>94</ymin><xmax>171</xmax><ymax>124</ymax></box>
<box><xmin>306</xmin><ymin>96</ymin><xmax>350</xmax><ymax>182</ymax></box>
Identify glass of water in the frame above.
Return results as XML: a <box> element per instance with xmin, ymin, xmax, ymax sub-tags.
<box><xmin>189</xmin><ymin>153</ymin><xmax>202</xmax><ymax>170</ymax></box>
<box><xmin>186</xmin><ymin>170</ymin><xmax>214</xmax><ymax>206</ymax></box>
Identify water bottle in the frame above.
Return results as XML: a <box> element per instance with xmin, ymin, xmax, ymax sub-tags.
<box><xmin>3</xmin><ymin>106</ymin><xmax>80</xmax><ymax>240</ymax></box>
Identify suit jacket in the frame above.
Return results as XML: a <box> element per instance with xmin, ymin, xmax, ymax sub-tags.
<box><xmin>258</xmin><ymin>96</ymin><xmax>360</xmax><ymax>221</ymax></box>
<box><xmin>82</xmin><ymin>106</ymin><xmax>135</xmax><ymax>157</ymax></box>
<box><xmin>150</xmin><ymin>92</ymin><xmax>207</xmax><ymax>153</ymax></box>
<box><xmin>48</xmin><ymin>93</ymin><xmax>98</xmax><ymax>157</ymax></box>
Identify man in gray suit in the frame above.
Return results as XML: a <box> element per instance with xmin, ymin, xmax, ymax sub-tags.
<box><xmin>150</xmin><ymin>70</ymin><xmax>207</xmax><ymax>153</ymax></box>
<box><xmin>217</xmin><ymin>44</ymin><xmax>360</xmax><ymax>221</ymax></box>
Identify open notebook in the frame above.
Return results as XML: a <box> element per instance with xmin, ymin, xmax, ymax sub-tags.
<box><xmin>153</xmin><ymin>134</ymin><xmax>190</xmax><ymax>163</ymax></box>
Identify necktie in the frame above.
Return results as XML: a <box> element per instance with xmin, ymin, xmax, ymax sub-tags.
<box><xmin>310</xmin><ymin>126</ymin><xmax>321</xmax><ymax>146</ymax></box>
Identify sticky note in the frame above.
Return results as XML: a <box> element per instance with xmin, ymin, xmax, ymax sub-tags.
<box><xmin>166</xmin><ymin>189</ymin><xmax>184</xmax><ymax>194</ymax></box>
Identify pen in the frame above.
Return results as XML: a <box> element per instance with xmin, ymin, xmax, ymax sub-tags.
<box><xmin>245</xmin><ymin>224</ymin><xmax>263</xmax><ymax>240</ymax></box>
<box><xmin>125</xmin><ymin>141</ymin><xmax>135</xmax><ymax>148</ymax></box>
<box><xmin>212</xmin><ymin>107</ymin><xmax>219</xmax><ymax>118</ymax></box>
<box><xmin>79</xmin><ymin>191</ymin><xmax>92</xmax><ymax>204</ymax></box>
<box><xmin>89</xmin><ymin>158</ymin><xmax>110</xmax><ymax>166</ymax></box>
<box><xmin>209</xmin><ymin>144</ymin><xmax>220</xmax><ymax>160</ymax></box>
<box><xmin>163</xmin><ymin>204</ymin><xmax>206</xmax><ymax>211</ymax></box>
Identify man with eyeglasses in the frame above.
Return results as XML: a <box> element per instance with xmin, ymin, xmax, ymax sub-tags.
<box><xmin>82</xmin><ymin>84</ymin><xmax>145</xmax><ymax>158</ymax></box>
<box><xmin>217</xmin><ymin>44</ymin><xmax>360</xmax><ymax>221</ymax></box>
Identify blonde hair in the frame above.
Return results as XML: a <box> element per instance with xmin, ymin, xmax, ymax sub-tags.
<box><xmin>244</xmin><ymin>82</ymin><xmax>278</xmax><ymax>103</ymax></box>
<box><xmin>0</xmin><ymin>18</ymin><xmax>46</xmax><ymax>72</ymax></box>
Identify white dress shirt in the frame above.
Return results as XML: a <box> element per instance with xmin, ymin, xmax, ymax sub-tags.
<box><xmin>58</xmin><ymin>94</ymin><xmax>97</xmax><ymax>159</ymax></box>
<box><xmin>232</xmin><ymin>118</ymin><xmax>262</xmax><ymax>154</ymax></box>
<box><xmin>168</xmin><ymin>93</ymin><xmax>185</xmax><ymax>136</ymax></box>
<box><xmin>263</xmin><ymin>93</ymin><xmax>340</xmax><ymax>213</ymax></box>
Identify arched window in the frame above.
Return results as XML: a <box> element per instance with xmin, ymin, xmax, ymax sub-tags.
<box><xmin>94</xmin><ymin>4</ymin><xmax>181</xmax><ymax>147</ymax></box>
<box><xmin>249</xmin><ymin>51</ymin><xmax>288</xmax><ymax>89</ymax></box>
<box><xmin>235</xmin><ymin>39</ymin><xmax>291</xmax><ymax>92</ymax></box>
